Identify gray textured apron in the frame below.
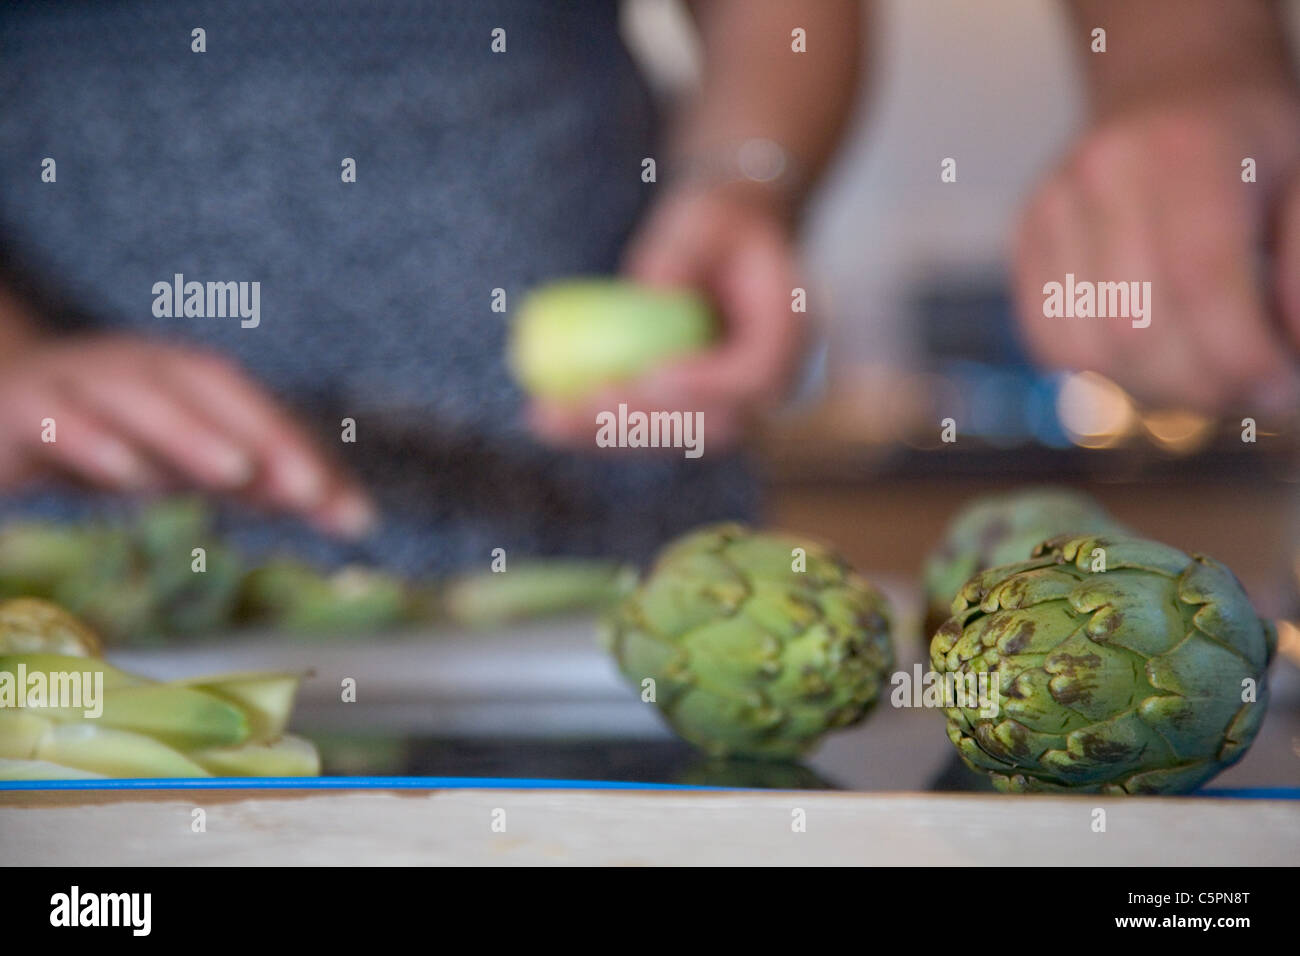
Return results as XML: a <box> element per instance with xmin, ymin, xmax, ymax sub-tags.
<box><xmin>0</xmin><ymin>0</ymin><xmax>757</xmax><ymax>573</ymax></box>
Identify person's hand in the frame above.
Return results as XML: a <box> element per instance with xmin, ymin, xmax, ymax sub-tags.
<box><xmin>0</xmin><ymin>334</ymin><xmax>375</xmax><ymax>537</ymax></box>
<box><xmin>528</xmin><ymin>184</ymin><xmax>808</xmax><ymax>451</ymax></box>
<box><xmin>1012</xmin><ymin>84</ymin><xmax>1300</xmax><ymax>414</ymax></box>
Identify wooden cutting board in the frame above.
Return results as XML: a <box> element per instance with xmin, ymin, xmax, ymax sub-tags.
<box><xmin>3</xmin><ymin>788</ymin><xmax>1295</xmax><ymax>866</ymax></box>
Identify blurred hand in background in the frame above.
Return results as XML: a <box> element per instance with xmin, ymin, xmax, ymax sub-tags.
<box><xmin>0</xmin><ymin>291</ymin><xmax>374</xmax><ymax>538</ymax></box>
<box><xmin>1013</xmin><ymin>0</ymin><xmax>1300</xmax><ymax>415</ymax></box>
<box><xmin>528</xmin><ymin>182</ymin><xmax>807</xmax><ymax>450</ymax></box>
<box><xmin>527</xmin><ymin>0</ymin><xmax>863</xmax><ymax>450</ymax></box>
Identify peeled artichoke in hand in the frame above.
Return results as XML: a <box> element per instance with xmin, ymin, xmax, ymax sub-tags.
<box><xmin>931</xmin><ymin>534</ymin><xmax>1276</xmax><ymax>794</ymax></box>
<box><xmin>508</xmin><ymin>278</ymin><xmax>715</xmax><ymax>401</ymax></box>
<box><xmin>604</xmin><ymin>524</ymin><xmax>894</xmax><ymax>760</ymax></box>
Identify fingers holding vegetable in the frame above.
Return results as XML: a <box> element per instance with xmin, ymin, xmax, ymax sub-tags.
<box><xmin>624</xmin><ymin>186</ymin><xmax>806</xmax><ymax>408</ymax></box>
<box><xmin>519</xmin><ymin>187</ymin><xmax>807</xmax><ymax>452</ymax></box>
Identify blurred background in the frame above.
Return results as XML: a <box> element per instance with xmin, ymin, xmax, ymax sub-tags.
<box><xmin>629</xmin><ymin>0</ymin><xmax>1300</xmax><ymax>617</ymax></box>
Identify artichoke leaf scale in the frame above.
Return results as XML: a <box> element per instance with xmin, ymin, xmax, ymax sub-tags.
<box><xmin>1119</xmin><ymin>761</ymin><xmax>1219</xmax><ymax>795</ymax></box>
<box><xmin>999</xmin><ymin>667</ymin><xmax>1092</xmax><ymax>734</ymax></box>
<box><xmin>1061</xmin><ymin>534</ymin><xmax>1189</xmax><ymax>577</ymax></box>
<box><xmin>636</xmin><ymin>553</ymin><xmax>747</xmax><ymax>636</ymax></box>
<box><xmin>952</xmin><ymin>726</ymin><xmax>1018</xmax><ymax>775</ymax></box>
<box><xmin>1043</xmin><ymin>630</ymin><xmax>1154</xmax><ymax>722</ymax></box>
<box><xmin>723</xmin><ymin>535</ymin><xmax>839</xmax><ymax>586</ymax></box>
<box><xmin>678</xmin><ymin>615</ymin><xmax>785</xmax><ymax>687</ymax></box>
<box><xmin>975</xmin><ymin>718</ymin><xmax>1067</xmax><ymax>771</ymax></box>
<box><xmin>977</xmin><ymin>601</ymin><xmax>1078</xmax><ymax>657</ymax></box>
<box><xmin>1179</xmin><ymin>557</ymin><xmax>1267</xmax><ymax>666</ymax></box>
<box><xmin>602</xmin><ymin>626</ymin><xmax>693</xmax><ymax>708</ymax></box>
<box><xmin>765</xmin><ymin>627</ymin><xmax>836</xmax><ymax>700</ymax></box>
<box><xmin>1139</xmin><ymin>694</ymin><xmax>1238</xmax><ymax>760</ymax></box>
<box><xmin>1148</xmin><ymin>626</ymin><xmax>1253</xmax><ymax>689</ymax></box>
<box><xmin>1054</xmin><ymin>710</ymin><xmax>1177</xmax><ymax>779</ymax></box>
<box><xmin>993</xmin><ymin>567</ymin><xmax>1077</xmax><ymax>609</ymax></box>
<box><xmin>1219</xmin><ymin>695</ymin><xmax>1269</xmax><ymax>762</ymax></box>
<box><xmin>740</xmin><ymin>581</ymin><xmax>820</xmax><ymax>639</ymax></box>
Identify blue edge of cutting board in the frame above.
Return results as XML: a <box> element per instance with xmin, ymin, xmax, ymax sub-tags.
<box><xmin>0</xmin><ymin>777</ymin><xmax>1296</xmax><ymax>796</ymax></box>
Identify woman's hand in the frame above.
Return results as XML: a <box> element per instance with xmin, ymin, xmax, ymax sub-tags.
<box><xmin>1014</xmin><ymin>0</ymin><xmax>1300</xmax><ymax>414</ymax></box>
<box><xmin>1012</xmin><ymin>85</ymin><xmax>1300</xmax><ymax>414</ymax></box>
<box><xmin>527</xmin><ymin>185</ymin><xmax>808</xmax><ymax>452</ymax></box>
<box><xmin>0</xmin><ymin>334</ymin><xmax>375</xmax><ymax>537</ymax></box>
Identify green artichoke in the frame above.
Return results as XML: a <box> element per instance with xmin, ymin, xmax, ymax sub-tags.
<box><xmin>922</xmin><ymin>487</ymin><xmax>1127</xmax><ymax>638</ymax></box>
<box><xmin>0</xmin><ymin>499</ymin><xmax>243</xmax><ymax>645</ymax></box>
<box><xmin>131</xmin><ymin>498</ymin><xmax>243</xmax><ymax>637</ymax></box>
<box><xmin>603</xmin><ymin>523</ymin><xmax>894</xmax><ymax>760</ymax></box>
<box><xmin>931</xmin><ymin>533</ymin><xmax>1276</xmax><ymax>794</ymax></box>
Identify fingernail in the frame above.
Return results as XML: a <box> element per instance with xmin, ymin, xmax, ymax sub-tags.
<box><xmin>326</xmin><ymin>494</ymin><xmax>378</xmax><ymax>539</ymax></box>
<box><xmin>282</xmin><ymin>458</ymin><xmax>326</xmax><ymax>507</ymax></box>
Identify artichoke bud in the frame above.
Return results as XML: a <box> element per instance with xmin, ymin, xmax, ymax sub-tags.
<box><xmin>922</xmin><ymin>488</ymin><xmax>1129</xmax><ymax>640</ymax></box>
<box><xmin>934</xmin><ymin>533</ymin><xmax>1275</xmax><ymax>794</ymax></box>
<box><xmin>605</xmin><ymin>524</ymin><xmax>894</xmax><ymax>760</ymax></box>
